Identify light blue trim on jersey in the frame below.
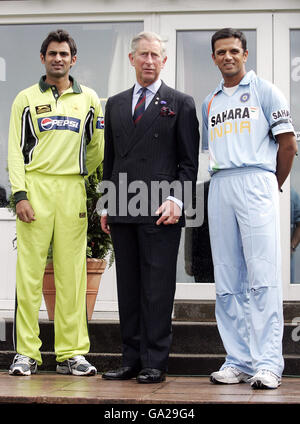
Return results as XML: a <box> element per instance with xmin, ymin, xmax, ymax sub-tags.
<box><xmin>202</xmin><ymin>70</ymin><xmax>295</xmax><ymax>173</ymax></box>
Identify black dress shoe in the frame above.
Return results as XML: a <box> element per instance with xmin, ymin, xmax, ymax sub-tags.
<box><xmin>102</xmin><ymin>366</ymin><xmax>140</xmax><ymax>380</ymax></box>
<box><xmin>137</xmin><ymin>368</ymin><xmax>166</xmax><ymax>384</ymax></box>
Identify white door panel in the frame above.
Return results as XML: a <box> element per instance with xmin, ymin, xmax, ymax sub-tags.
<box><xmin>159</xmin><ymin>14</ymin><xmax>280</xmax><ymax>300</ymax></box>
<box><xmin>274</xmin><ymin>13</ymin><xmax>300</xmax><ymax>300</ymax></box>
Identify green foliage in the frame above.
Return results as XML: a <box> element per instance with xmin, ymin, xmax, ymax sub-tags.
<box><xmin>8</xmin><ymin>192</ymin><xmax>16</xmax><ymax>215</ymax></box>
<box><xmin>86</xmin><ymin>165</ymin><xmax>114</xmax><ymax>266</ymax></box>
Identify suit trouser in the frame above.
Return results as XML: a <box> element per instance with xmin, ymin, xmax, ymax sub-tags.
<box><xmin>14</xmin><ymin>172</ymin><xmax>90</xmax><ymax>365</ymax></box>
<box><xmin>110</xmin><ymin>222</ymin><xmax>181</xmax><ymax>371</ymax></box>
<box><xmin>208</xmin><ymin>167</ymin><xmax>284</xmax><ymax>377</ymax></box>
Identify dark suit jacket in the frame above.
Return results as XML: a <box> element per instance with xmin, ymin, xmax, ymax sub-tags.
<box><xmin>103</xmin><ymin>81</ymin><xmax>200</xmax><ymax>225</ymax></box>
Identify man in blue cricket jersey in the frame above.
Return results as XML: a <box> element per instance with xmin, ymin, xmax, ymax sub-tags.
<box><xmin>202</xmin><ymin>28</ymin><xmax>297</xmax><ymax>389</ymax></box>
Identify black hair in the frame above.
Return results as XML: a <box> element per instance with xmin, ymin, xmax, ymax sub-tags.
<box><xmin>40</xmin><ymin>29</ymin><xmax>77</xmax><ymax>58</ymax></box>
<box><xmin>211</xmin><ymin>28</ymin><xmax>247</xmax><ymax>53</ymax></box>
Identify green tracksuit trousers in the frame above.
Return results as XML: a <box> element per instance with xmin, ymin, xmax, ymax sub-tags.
<box><xmin>14</xmin><ymin>172</ymin><xmax>90</xmax><ymax>365</ymax></box>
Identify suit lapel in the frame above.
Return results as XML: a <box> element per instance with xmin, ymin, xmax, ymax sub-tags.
<box><xmin>118</xmin><ymin>87</ymin><xmax>135</xmax><ymax>136</ymax></box>
<box><xmin>123</xmin><ymin>81</ymin><xmax>174</xmax><ymax>155</ymax></box>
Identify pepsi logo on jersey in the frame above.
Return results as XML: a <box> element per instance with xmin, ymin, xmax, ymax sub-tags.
<box><xmin>38</xmin><ymin>116</ymin><xmax>81</xmax><ymax>133</ymax></box>
<box><xmin>96</xmin><ymin>116</ymin><xmax>104</xmax><ymax>129</ymax></box>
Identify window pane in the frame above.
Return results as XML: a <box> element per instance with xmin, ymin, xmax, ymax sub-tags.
<box><xmin>290</xmin><ymin>29</ymin><xmax>300</xmax><ymax>284</ymax></box>
<box><xmin>0</xmin><ymin>21</ymin><xmax>143</xmax><ymax>202</ymax></box>
<box><xmin>175</xmin><ymin>29</ymin><xmax>256</xmax><ymax>284</ymax></box>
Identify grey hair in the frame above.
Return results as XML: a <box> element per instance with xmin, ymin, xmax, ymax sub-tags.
<box><xmin>130</xmin><ymin>31</ymin><xmax>167</xmax><ymax>58</ymax></box>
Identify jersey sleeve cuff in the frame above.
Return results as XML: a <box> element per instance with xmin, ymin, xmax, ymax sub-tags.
<box><xmin>14</xmin><ymin>191</ymin><xmax>28</xmax><ymax>203</ymax></box>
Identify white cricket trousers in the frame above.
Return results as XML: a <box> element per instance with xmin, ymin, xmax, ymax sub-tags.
<box><xmin>208</xmin><ymin>167</ymin><xmax>284</xmax><ymax>377</ymax></box>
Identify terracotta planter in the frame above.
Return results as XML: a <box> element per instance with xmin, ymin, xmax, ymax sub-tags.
<box><xmin>86</xmin><ymin>258</ymin><xmax>107</xmax><ymax>320</ymax></box>
<box><xmin>42</xmin><ymin>258</ymin><xmax>106</xmax><ymax>321</ymax></box>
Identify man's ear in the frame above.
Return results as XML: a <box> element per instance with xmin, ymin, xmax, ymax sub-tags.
<box><xmin>128</xmin><ymin>52</ymin><xmax>135</xmax><ymax>67</ymax></box>
<box><xmin>212</xmin><ymin>53</ymin><xmax>217</xmax><ymax>65</ymax></box>
<box><xmin>161</xmin><ymin>55</ymin><xmax>167</xmax><ymax>69</ymax></box>
<box><xmin>70</xmin><ymin>55</ymin><xmax>77</xmax><ymax>68</ymax></box>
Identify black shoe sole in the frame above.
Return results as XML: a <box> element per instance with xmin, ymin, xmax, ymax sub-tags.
<box><xmin>137</xmin><ymin>376</ymin><xmax>166</xmax><ymax>384</ymax></box>
<box><xmin>210</xmin><ymin>376</ymin><xmax>226</xmax><ymax>384</ymax></box>
<box><xmin>251</xmin><ymin>380</ymin><xmax>280</xmax><ymax>390</ymax></box>
<box><xmin>9</xmin><ymin>369</ymin><xmax>37</xmax><ymax>376</ymax></box>
<box><xmin>102</xmin><ymin>375</ymin><xmax>136</xmax><ymax>380</ymax></box>
<box><xmin>102</xmin><ymin>373</ymin><xmax>139</xmax><ymax>380</ymax></box>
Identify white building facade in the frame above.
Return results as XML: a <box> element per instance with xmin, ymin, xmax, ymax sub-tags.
<box><xmin>0</xmin><ymin>0</ymin><xmax>300</xmax><ymax>319</ymax></box>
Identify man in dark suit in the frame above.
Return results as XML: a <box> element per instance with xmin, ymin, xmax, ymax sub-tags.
<box><xmin>101</xmin><ymin>31</ymin><xmax>199</xmax><ymax>383</ymax></box>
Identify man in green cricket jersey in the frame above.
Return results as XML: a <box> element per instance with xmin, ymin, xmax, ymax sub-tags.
<box><xmin>8</xmin><ymin>29</ymin><xmax>104</xmax><ymax>376</ymax></box>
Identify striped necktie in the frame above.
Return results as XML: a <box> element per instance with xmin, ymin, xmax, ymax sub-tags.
<box><xmin>133</xmin><ymin>87</ymin><xmax>147</xmax><ymax>125</ymax></box>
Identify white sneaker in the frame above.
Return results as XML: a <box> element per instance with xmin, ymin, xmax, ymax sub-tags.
<box><xmin>250</xmin><ymin>369</ymin><xmax>281</xmax><ymax>389</ymax></box>
<box><xmin>9</xmin><ymin>354</ymin><xmax>37</xmax><ymax>376</ymax></box>
<box><xmin>56</xmin><ymin>355</ymin><xmax>97</xmax><ymax>376</ymax></box>
<box><xmin>210</xmin><ymin>366</ymin><xmax>251</xmax><ymax>384</ymax></box>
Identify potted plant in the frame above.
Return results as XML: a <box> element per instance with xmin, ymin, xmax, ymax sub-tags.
<box><xmin>9</xmin><ymin>164</ymin><xmax>114</xmax><ymax>320</ymax></box>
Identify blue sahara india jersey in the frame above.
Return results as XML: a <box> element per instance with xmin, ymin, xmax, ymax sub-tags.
<box><xmin>202</xmin><ymin>70</ymin><xmax>295</xmax><ymax>173</ymax></box>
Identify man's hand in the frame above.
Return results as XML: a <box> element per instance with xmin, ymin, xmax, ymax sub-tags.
<box><xmin>276</xmin><ymin>132</ymin><xmax>298</xmax><ymax>190</ymax></box>
<box><xmin>155</xmin><ymin>200</ymin><xmax>181</xmax><ymax>225</ymax></box>
<box><xmin>16</xmin><ymin>200</ymin><xmax>36</xmax><ymax>223</ymax></box>
<box><xmin>101</xmin><ymin>214</ymin><xmax>110</xmax><ymax>234</ymax></box>
<box><xmin>291</xmin><ymin>222</ymin><xmax>300</xmax><ymax>254</ymax></box>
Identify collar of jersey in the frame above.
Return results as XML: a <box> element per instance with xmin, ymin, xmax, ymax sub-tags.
<box><xmin>39</xmin><ymin>75</ymin><xmax>82</xmax><ymax>94</ymax></box>
<box><xmin>213</xmin><ymin>70</ymin><xmax>257</xmax><ymax>96</ymax></box>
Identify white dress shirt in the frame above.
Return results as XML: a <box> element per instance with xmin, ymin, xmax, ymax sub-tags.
<box><xmin>132</xmin><ymin>79</ymin><xmax>162</xmax><ymax>115</ymax></box>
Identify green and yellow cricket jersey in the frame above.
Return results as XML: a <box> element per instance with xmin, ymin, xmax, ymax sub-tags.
<box><xmin>8</xmin><ymin>76</ymin><xmax>104</xmax><ymax>202</ymax></box>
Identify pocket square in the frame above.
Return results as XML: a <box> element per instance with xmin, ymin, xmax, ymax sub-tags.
<box><xmin>160</xmin><ymin>106</ymin><xmax>176</xmax><ymax>117</ymax></box>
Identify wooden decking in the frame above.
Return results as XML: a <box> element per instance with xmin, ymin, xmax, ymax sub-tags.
<box><xmin>0</xmin><ymin>372</ymin><xmax>299</xmax><ymax>406</ymax></box>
